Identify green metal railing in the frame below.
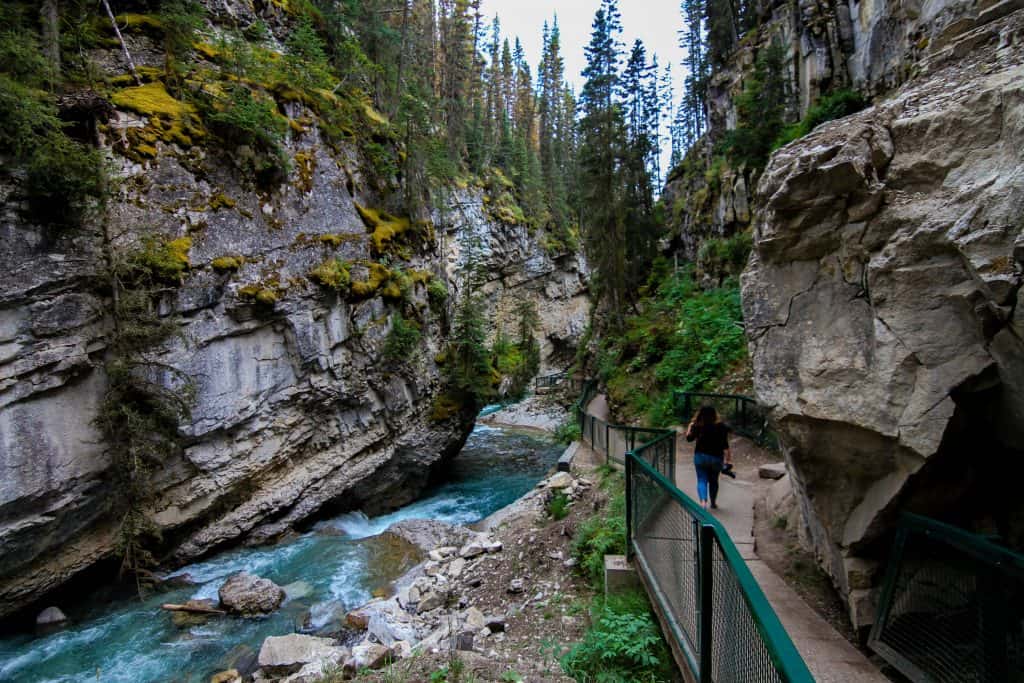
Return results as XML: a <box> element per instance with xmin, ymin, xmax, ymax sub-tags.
<box><xmin>869</xmin><ymin>514</ymin><xmax>1024</xmax><ymax>683</ymax></box>
<box><xmin>627</xmin><ymin>448</ymin><xmax>814</xmax><ymax>683</ymax></box>
<box><xmin>535</xmin><ymin>372</ymin><xmax>587</xmax><ymax>395</ymax></box>
<box><xmin>675</xmin><ymin>391</ymin><xmax>774</xmax><ymax>447</ymax></box>
<box><xmin>546</xmin><ymin>373</ymin><xmax>813</xmax><ymax>682</ymax></box>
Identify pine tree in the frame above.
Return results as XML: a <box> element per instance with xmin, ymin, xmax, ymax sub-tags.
<box><xmin>579</xmin><ymin>0</ymin><xmax>628</xmax><ymax>319</ymax></box>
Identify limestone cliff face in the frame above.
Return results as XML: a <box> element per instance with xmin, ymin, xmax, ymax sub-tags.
<box><xmin>439</xmin><ymin>191</ymin><xmax>589</xmax><ymax>372</ymax></box>
<box><xmin>664</xmin><ymin>0</ymin><xmax>1023</xmax><ymax>259</ymax></box>
<box><xmin>742</xmin><ymin>8</ymin><xmax>1024</xmax><ymax>627</ymax></box>
<box><xmin>0</xmin><ymin>123</ymin><xmax>583</xmax><ymax>619</ymax></box>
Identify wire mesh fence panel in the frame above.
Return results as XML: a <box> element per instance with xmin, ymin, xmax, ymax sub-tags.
<box><xmin>676</xmin><ymin>392</ymin><xmax>772</xmax><ymax>446</ymax></box>
<box><xmin>709</xmin><ymin>542</ymin><xmax>787</xmax><ymax>683</ymax></box>
<box><xmin>572</xmin><ymin>380</ymin><xmax>811</xmax><ymax>683</ymax></box>
<box><xmin>631</xmin><ymin>463</ymin><xmax>701</xmax><ymax>663</ymax></box>
<box><xmin>870</xmin><ymin>517</ymin><xmax>1024</xmax><ymax>683</ymax></box>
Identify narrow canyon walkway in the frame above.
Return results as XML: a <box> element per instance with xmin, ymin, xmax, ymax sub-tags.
<box><xmin>586</xmin><ymin>394</ymin><xmax>887</xmax><ymax>683</ymax></box>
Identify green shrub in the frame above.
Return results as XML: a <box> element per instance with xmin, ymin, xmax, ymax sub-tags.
<box><xmin>553</xmin><ymin>419</ymin><xmax>581</xmax><ymax>445</ymax></box>
<box><xmin>427</xmin><ymin>278</ymin><xmax>449</xmax><ymax>310</ymax></box>
<box><xmin>384</xmin><ymin>314</ymin><xmax>422</xmax><ymax>362</ymax></box>
<box><xmin>203</xmin><ymin>85</ymin><xmax>289</xmax><ymax>185</ymax></box>
<box><xmin>559</xmin><ymin>592</ymin><xmax>674</xmax><ymax>683</ymax></box>
<box><xmin>547</xmin><ymin>491</ymin><xmax>570</xmax><ymax>521</ymax></box>
<box><xmin>601</xmin><ymin>266</ymin><xmax>748</xmax><ymax>426</ymax></box>
<box><xmin>774</xmin><ymin>89</ymin><xmax>867</xmax><ymax>150</ymax></box>
<box><xmin>0</xmin><ymin>71</ymin><xmax>104</xmax><ymax>228</ymax></box>
<box><xmin>572</xmin><ymin>483</ymin><xmax>627</xmax><ymax>588</ymax></box>
<box><xmin>719</xmin><ymin>43</ymin><xmax>787</xmax><ymax>170</ymax></box>
<box><xmin>696</xmin><ymin>232</ymin><xmax>753</xmax><ymax>281</ymax></box>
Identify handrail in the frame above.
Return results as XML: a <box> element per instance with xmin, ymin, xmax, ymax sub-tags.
<box><xmin>675</xmin><ymin>389</ymin><xmax>773</xmax><ymax>447</ymax></box>
<box><xmin>868</xmin><ymin>512</ymin><xmax>1024</xmax><ymax>683</ymax></box>
<box><xmin>628</xmin><ymin>450</ymin><xmax>815</xmax><ymax>682</ymax></box>
<box><xmin>564</xmin><ymin>376</ymin><xmax>813</xmax><ymax>682</ymax></box>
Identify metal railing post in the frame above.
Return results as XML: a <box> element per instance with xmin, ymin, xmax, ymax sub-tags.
<box><xmin>625</xmin><ymin>454</ymin><xmax>634</xmax><ymax>561</ymax></box>
<box><xmin>598</xmin><ymin>421</ymin><xmax>606</xmax><ymax>464</ymax></box>
<box><xmin>698</xmin><ymin>524</ymin><xmax>715</xmax><ymax>683</ymax></box>
<box><xmin>669</xmin><ymin>437</ymin><xmax>676</xmax><ymax>483</ymax></box>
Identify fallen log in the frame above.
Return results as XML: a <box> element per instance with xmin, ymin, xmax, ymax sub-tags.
<box><xmin>161</xmin><ymin>603</ymin><xmax>226</xmax><ymax>615</ymax></box>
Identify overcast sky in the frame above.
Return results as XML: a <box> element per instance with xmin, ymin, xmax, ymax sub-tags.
<box><xmin>478</xmin><ymin>0</ymin><xmax>685</xmax><ymax>93</ymax></box>
<box><xmin>478</xmin><ymin>0</ymin><xmax>685</xmax><ymax>182</ymax></box>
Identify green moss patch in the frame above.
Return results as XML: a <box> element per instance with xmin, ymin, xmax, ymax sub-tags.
<box><xmin>309</xmin><ymin>259</ymin><xmax>350</xmax><ymax>291</ymax></box>
<box><xmin>355</xmin><ymin>204</ymin><xmax>412</xmax><ymax>256</ymax></box>
<box><xmin>132</xmin><ymin>236</ymin><xmax>192</xmax><ymax>282</ymax></box>
<box><xmin>211</xmin><ymin>256</ymin><xmax>243</xmax><ymax>272</ymax></box>
<box><xmin>430</xmin><ymin>393</ymin><xmax>464</xmax><ymax>422</ymax></box>
<box><xmin>112</xmin><ymin>82</ymin><xmax>205</xmax><ymax>154</ymax></box>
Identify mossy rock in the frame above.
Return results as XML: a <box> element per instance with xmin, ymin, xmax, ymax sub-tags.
<box><xmin>113</xmin><ymin>14</ymin><xmax>165</xmax><ymax>35</ymax></box>
<box><xmin>431</xmin><ymin>394</ymin><xmax>464</xmax><ymax>422</ymax></box>
<box><xmin>309</xmin><ymin>259</ymin><xmax>350</xmax><ymax>291</ymax></box>
<box><xmin>112</xmin><ymin>82</ymin><xmax>205</xmax><ymax>152</ymax></box>
<box><xmin>208</xmin><ymin>193</ymin><xmax>237</xmax><ymax>211</ymax></box>
<box><xmin>316</xmin><ymin>234</ymin><xmax>361</xmax><ymax>248</ymax></box>
<box><xmin>212</xmin><ymin>256</ymin><xmax>243</xmax><ymax>272</ymax></box>
<box><xmin>294</xmin><ymin>151</ymin><xmax>316</xmax><ymax>193</ymax></box>
<box><xmin>112</xmin><ymin>82</ymin><xmax>194</xmax><ymax>119</ymax></box>
<box><xmin>107</xmin><ymin>66</ymin><xmax>164</xmax><ymax>87</ymax></box>
<box><xmin>361</xmin><ymin>103</ymin><xmax>389</xmax><ymax>127</ymax></box>
<box><xmin>349</xmin><ymin>262</ymin><xmax>390</xmax><ymax>299</ymax></box>
<box><xmin>239</xmin><ymin>284</ymin><xmax>279</xmax><ymax>306</ymax></box>
<box><xmin>354</xmin><ymin>204</ymin><xmax>412</xmax><ymax>256</ymax></box>
<box><xmin>134</xmin><ymin>237</ymin><xmax>192</xmax><ymax>282</ymax></box>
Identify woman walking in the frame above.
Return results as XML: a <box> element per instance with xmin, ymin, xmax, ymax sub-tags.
<box><xmin>685</xmin><ymin>405</ymin><xmax>732</xmax><ymax>509</ymax></box>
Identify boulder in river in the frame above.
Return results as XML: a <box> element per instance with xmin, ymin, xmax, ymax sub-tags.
<box><xmin>35</xmin><ymin>606</ymin><xmax>67</xmax><ymax>627</ymax></box>
<box><xmin>218</xmin><ymin>572</ymin><xmax>286</xmax><ymax>616</ymax></box>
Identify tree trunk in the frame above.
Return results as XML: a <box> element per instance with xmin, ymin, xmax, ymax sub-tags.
<box><xmin>161</xmin><ymin>604</ymin><xmax>226</xmax><ymax>615</ymax></box>
<box><xmin>40</xmin><ymin>0</ymin><xmax>61</xmax><ymax>82</ymax></box>
<box><xmin>101</xmin><ymin>0</ymin><xmax>142</xmax><ymax>86</ymax></box>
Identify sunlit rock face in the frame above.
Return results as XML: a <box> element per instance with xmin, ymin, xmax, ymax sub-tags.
<box><xmin>742</xmin><ymin>9</ymin><xmax>1024</xmax><ymax>627</ymax></box>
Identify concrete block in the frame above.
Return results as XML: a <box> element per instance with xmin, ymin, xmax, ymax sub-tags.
<box><xmin>604</xmin><ymin>555</ymin><xmax>641</xmax><ymax>597</ymax></box>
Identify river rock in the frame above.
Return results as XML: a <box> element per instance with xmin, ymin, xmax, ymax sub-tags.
<box><xmin>282</xmin><ymin>580</ymin><xmax>313</xmax><ymax>602</ymax></box>
<box><xmin>36</xmin><ymin>606</ymin><xmax>67</xmax><ymax>626</ymax></box>
<box><xmin>392</xmin><ymin>641</ymin><xmax>413</xmax><ymax>660</ymax></box>
<box><xmin>449</xmin><ymin>557</ymin><xmax>467</xmax><ymax>579</ymax></box>
<box><xmin>417</xmin><ymin>590</ymin><xmax>445</xmax><ymax>613</ymax></box>
<box><xmin>544</xmin><ymin>472</ymin><xmax>574</xmax><ymax>489</ymax></box>
<box><xmin>257</xmin><ymin>634</ymin><xmax>347</xmax><ymax>676</ymax></box>
<box><xmin>384</xmin><ymin>520</ymin><xmax>476</xmax><ymax>555</ymax></box>
<box><xmin>346</xmin><ymin>642</ymin><xmax>390</xmax><ymax>671</ymax></box>
<box><xmin>464</xmin><ymin>607</ymin><xmax>486</xmax><ymax>631</ymax></box>
<box><xmin>458</xmin><ymin>543</ymin><xmax>485</xmax><ymax>559</ymax></box>
<box><xmin>456</xmin><ymin>630</ymin><xmax>475</xmax><ymax>652</ymax></box>
<box><xmin>368</xmin><ymin>609</ymin><xmax>417</xmax><ymax>647</ymax></box>
<box><xmin>485</xmin><ymin>615</ymin><xmax>507</xmax><ymax>633</ymax></box>
<box><xmin>219</xmin><ymin>573</ymin><xmax>286</xmax><ymax>616</ymax></box>
<box><xmin>210</xmin><ymin>670</ymin><xmax>242</xmax><ymax>683</ymax></box>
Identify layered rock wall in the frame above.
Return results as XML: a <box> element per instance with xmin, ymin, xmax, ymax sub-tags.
<box><xmin>665</xmin><ymin>0</ymin><xmax>1023</xmax><ymax>260</ymax></box>
<box><xmin>0</xmin><ymin>114</ymin><xmax>584</xmax><ymax>620</ymax></box>
<box><xmin>742</xmin><ymin>9</ymin><xmax>1024</xmax><ymax>626</ymax></box>
<box><xmin>439</xmin><ymin>191</ymin><xmax>589</xmax><ymax>372</ymax></box>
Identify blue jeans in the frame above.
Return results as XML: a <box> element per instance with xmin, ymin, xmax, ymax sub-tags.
<box><xmin>694</xmin><ymin>452</ymin><xmax>724</xmax><ymax>504</ymax></box>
